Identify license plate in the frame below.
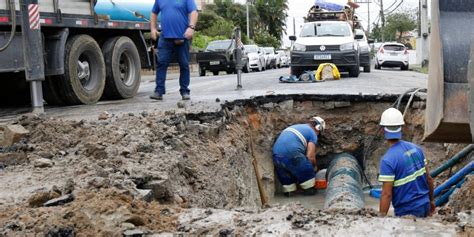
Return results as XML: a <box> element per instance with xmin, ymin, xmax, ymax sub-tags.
<box><xmin>314</xmin><ymin>54</ymin><xmax>331</xmax><ymax>60</ymax></box>
<box><xmin>390</xmin><ymin>53</ymin><xmax>398</xmax><ymax>56</ymax></box>
<box><xmin>210</xmin><ymin>61</ymin><xmax>220</xmax><ymax>65</ymax></box>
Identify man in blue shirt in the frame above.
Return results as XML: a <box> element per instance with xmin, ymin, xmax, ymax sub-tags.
<box><xmin>272</xmin><ymin>117</ymin><xmax>326</xmax><ymax>196</ymax></box>
<box><xmin>150</xmin><ymin>0</ymin><xmax>198</xmax><ymax>101</ymax></box>
<box><xmin>378</xmin><ymin>108</ymin><xmax>435</xmax><ymax>217</ymax></box>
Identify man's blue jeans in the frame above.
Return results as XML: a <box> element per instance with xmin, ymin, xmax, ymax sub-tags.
<box><xmin>155</xmin><ymin>38</ymin><xmax>190</xmax><ymax>96</ymax></box>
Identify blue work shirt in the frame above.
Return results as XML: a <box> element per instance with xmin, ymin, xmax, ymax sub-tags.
<box><xmin>378</xmin><ymin>140</ymin><xmax>430</xmax><ymax>216</ymax></box>
<box><xmin>272</xmin><ymin>124</ymin><xmax>318</xmax><ymax>157</ymax></box>
<box><xmin>152</xmin><ymin>0</ymin><xmax>197</xmax><ymax>39</ymax></box>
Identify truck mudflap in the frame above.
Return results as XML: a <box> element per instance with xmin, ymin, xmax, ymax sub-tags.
<box><xmin>424</xmin><ymin>0</ymin><xmax>474</xmax><ymax>143</ymax></box>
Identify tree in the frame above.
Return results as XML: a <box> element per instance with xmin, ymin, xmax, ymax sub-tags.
<box><xmin>384</xmin><ymin>11</ymin><xmax>417</xmax><ymax>42</ymax></box>
<box><xmin>202</xmin><ymin>18</ymin><xmax>235</xmax><ymax>38</ymax></box>
<box><xmin>254</xmin><ymin>30</ymin><xmax>280</xmax><ymax>49</ymax></box>
<box><xmin>255</xmin><ymin>0</ymin><xmax>288</xmax><ymax>40</ymax></box>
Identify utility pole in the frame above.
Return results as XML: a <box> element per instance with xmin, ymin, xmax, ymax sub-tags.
<box><xmin>380</xmin><ymin>0</ymin><xmax>385</xmax><ymax>42</ymax></box>
<box><xmin>419</xmin><ymin>0</ymin><xmax>429</xmax><ymax>66</ymax></box>
<box><xmin>367</xmin><ymin>0</ymin><xmax>370</xmax><ymax>33</ymax></box>
<box><xmin>246</xmin><ymin>1</ymin><xmax>250</xmax><ymax>38</ymax></box>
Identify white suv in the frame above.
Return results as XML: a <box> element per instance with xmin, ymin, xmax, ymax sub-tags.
<box><xmin>375</xmin><ymin>43</ymin><xmax>409</xmax><ymax>70</ymax></box>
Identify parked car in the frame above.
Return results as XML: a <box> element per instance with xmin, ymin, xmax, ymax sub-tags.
<box><xmin>263</xmin><ymin>47</ymin><xmax>277</xmax><ymax>69</ymax></box>
<box><xmin>375</xmin><ymin>43</ymin><xmax>409</xmax><ymax>70</ymax></box>
<box><xmin>354</xmin><ymin>29</ymin><xmax>372</xmax><ymax>73</ymax></box>
<box><xmin>197</xmin><ymin>40</ymin><xmax>249</xmax><ymax>76</ymax></box>
<box><xmin>289</xmin><ymin>21</ymin><xmax>361</xmax><ymax>77</ymax></box>
<box><xmin>244</xmin><ymin>45</ymin><xmax>266</xmax><ymax>72</ymax></box>
<box><xmin>276</xmin><ymin>50</ymin><xmax>290</xmax><ymax>67</ymax></box>
<box><xmin>259</xmin><ymin>47</ymin><xmax>267</xmax><ymax>70</ymax></box>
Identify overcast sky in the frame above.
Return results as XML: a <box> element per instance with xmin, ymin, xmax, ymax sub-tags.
<box><xmin>235</xmin><ymin>0</ymin><xmax>422</xmax><ymax>47</ymax></box>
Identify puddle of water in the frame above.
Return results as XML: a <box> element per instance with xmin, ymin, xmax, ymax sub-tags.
<box><xmin>271</xmin><ymin>190</ymin><xmax>380</xmax><ymax>210</ymax></box>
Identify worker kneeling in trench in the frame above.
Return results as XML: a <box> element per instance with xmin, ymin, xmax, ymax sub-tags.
<box><xmin>378</xmin><ymin>108</ymin><xmax>435</xmax><ymax>217</ymax></box>
<box><xmin>272</xmin><ymin>117</ymin><xmax>326</xmax><ymax>197</ymax></box>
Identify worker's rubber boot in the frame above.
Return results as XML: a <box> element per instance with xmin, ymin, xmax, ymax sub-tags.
<box><xmin>302</xmin><ymin>188</ymin><xmax>317</xmax><ymax>196</ymax></box>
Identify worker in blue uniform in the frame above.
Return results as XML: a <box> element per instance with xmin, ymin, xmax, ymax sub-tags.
<box><xmin>150</xmin><ymin>0</ymin><xmax>198</xmax><ymax>101</ymax></box>
<box><xmin>378</xmin><ymin>108</ymin><xmax>435</xmax><ymax>217</ymax></box>
<box><xmin>272</xmin><ymin>117</ymin><xmax>326</xmax><ymax>196</ymax></box>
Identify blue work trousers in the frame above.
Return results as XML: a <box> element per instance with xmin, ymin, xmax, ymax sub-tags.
<box><xmin>273</xmin><ymin>154</ymin><xmax>315</xmax><ymax>191</ymax></box>
<box><xmin>155</xmin><ymin>38</ymin><xmax>191</xmax><ymax>96</ymax></box>
<box><xmin>395</xmin><ymin>201</ymin><xmax>430</xmax><ymax>217</ymax></box>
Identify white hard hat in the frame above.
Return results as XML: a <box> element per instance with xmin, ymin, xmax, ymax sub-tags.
<box><xmin>380</xmin><ymin>108</ymin><xmax>405</xmax><ymax>126</ymax></box>
<box><xmin>312</xmin><ymin>116</ymin><xmax>326</xmax><ymax>133</ymax></box>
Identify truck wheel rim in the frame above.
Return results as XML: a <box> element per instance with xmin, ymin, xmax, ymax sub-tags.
<box><xmin>119</xmin><ymin>52</ymin><xmax>135</xmax><ymax>86</ymax></box>
<box><xmin>77</xmin><ymin>58</ymin><xmax>91</xmax><ymax>88</ymax></box>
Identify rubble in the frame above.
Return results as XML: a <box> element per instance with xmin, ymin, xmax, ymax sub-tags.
<box><xmin>44</xmin><ymin>194</ymin><xmax>75</xmax><ymax>207</ymax></box>
<box><xmin>0</xmin><ymin>125</ymin><xmax>29</xmax><ymax>147</ymax></box>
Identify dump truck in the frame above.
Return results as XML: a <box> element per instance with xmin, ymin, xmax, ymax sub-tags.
<box><xmin>424</xmin><ymin>0</ymin><xmax>474</xmax><ymax>143</ymax></box>
<box><xmin>0</xmin><ymin>0</ymin><xmax>153</xmax><ymax>108</ymax></box>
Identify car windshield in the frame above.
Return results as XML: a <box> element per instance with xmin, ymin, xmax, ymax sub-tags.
<box><xmin>276</xmin><ymin>50</ymin><xmax>285</xmax><ymax>55</ymax></box>
<box><xmin>264</xmin><ymin>48</ymin><xmax>274</xmax><ymax>54</ymax></box>
<box><xmin>383</xmin><ymin>44</ymin><xmax>405</xmax><ymax>51</ymax></box>
<box><xmin>300</xmin><ymin>22</ymin><xmax>351</xmax><ymax>37</ymax></box>
<box><xmin>244</xmin><ymin>45</ymin><xmax>258</xmax><ymax>53</ymax></box>
<box><xmin>206</xmin><ymin>40</ymin><xmax>232</xmax><ymax>51</ymax></box>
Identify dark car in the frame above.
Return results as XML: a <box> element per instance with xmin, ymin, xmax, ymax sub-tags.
<box><xmin>197</xmin><ymin>40</ymin><xmax>249</xmax><ymax>76</ymax></box>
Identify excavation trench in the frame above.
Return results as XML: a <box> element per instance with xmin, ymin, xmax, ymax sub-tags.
<box><xmin>0</xmin><ymin>93</ymin><xmax>462</xmax><ymax>235</ymax></box>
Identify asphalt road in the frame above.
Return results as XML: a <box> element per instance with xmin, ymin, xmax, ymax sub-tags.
<box><xmin>0</xmin><ymin>68</ymin><xmax>427</xmax><ymax>122</ymax></box>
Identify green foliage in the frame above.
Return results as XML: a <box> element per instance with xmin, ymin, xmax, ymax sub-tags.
<box><xmin>370</xmin><ymin>10</ymin><xmax>417</xmax><ymax>43</ymax></box>
<box><xmin>192</xmin><ymin>32</ymin><xmax>227</xmax><ymax>50</ymax></box>
<box><xmin>202</xmin><ymin>18</ymin><xmax>235</xmax><ymax>38</ymax></box>
<box><xmin>255</xmin><ymin>0</ymin><xmax>288</xmax><ymax>40</ymax></box>
<box><xmin>196</xmin><ymin>10</ymin><xmax>221</xmax><ymax>31</ymax></box>
<box><xmin>254</xmin><ymin>30</ymin><xmax>280</xmax><ymax>49</ymax></box>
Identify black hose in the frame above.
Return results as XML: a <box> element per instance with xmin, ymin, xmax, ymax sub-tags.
<box><xmin>0</xmin><ymin>0</ymin><xmax>16</xmax><ymax>52</ymax></box>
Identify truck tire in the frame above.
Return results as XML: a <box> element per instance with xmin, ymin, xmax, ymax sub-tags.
<box><xmin>56</xmin><ymin>35</ymin><xmax>106</xmax><ymax>105</ymax></box>
<box><xmin>43</xmin><ymin>76</ymin><xmax>65</xmax><ymax>105</ymax></box>
<box><xmin>213</xmin><ymin>71</ymin><xmax>219</xmax><ymax>76</ymax></box>
<box><xmin>102</xmin><ymin>36</ymin><xmax>141</xmax><ymax>99</ymax></box>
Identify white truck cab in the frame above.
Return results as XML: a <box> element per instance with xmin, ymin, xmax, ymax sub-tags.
<box><xmin>289</xmin><ymin>21</ymin><xmax>361</xmax><ymax>77</ymax></box>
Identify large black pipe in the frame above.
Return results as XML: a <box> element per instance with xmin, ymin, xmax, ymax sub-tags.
<box><xmin>324</xmin><ymin>153</ymin><xmax>364</xmax><ymax>209</ymax></box>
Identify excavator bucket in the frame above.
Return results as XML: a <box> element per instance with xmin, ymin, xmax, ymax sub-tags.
<box><xmin>424</xmin><ymin>0</ymin><xmax>474</xmax><ymax>143</ymax></box>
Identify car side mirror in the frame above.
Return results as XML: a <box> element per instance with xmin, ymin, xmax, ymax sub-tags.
<box><xmin>354</xmin><ymin>34</ymin><xmax>364</xmax><ymax>40</ymax></box>
<box><xmin>368</xmin><ymin>39</ymin><xmax>375</xmax><ymax>44</ymax></box>
<box><xmin>289</xmin><ymin>35</ymin><xmax>297</xmax><ymax>41</ymax></box>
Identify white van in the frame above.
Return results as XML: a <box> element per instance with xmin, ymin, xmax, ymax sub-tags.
<box><xmin>289</xmin><ymin>21</ymin><xmax>361</xmax><ymax>77</ymax></box>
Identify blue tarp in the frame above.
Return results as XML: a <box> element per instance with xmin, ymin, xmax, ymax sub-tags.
<box><xmin>314</xmin><ymin>0</ymin><xmax>345</xmax><ymax>11</ymax></box>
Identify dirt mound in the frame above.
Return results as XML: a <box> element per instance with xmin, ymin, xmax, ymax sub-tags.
<box><xmin>0</xmin><ymin>189</ymin><xmax>177</xmax><ymax>235</ymax></box>
<box><xmin>446</xmin><ymin>175</ymin><xmax>474</xmax><ymax>213</ymax></box>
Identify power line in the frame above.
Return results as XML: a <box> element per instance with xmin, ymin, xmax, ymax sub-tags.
<box><xmin>385</xmin><ymin>0</ymin><xmax>404</xmax><ymax>15</ymax></box>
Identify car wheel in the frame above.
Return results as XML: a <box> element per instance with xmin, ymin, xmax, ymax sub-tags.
<box><xmin>291</xmin><ymin>66</ymin><xmax>302</xmax><ymax>78</ymax></box>
<box><xmin>243</xmin><ymin>63</ymin><xmax>250</xmax><ymax>73</ymax></box>
<box><xmin>363</xmin><ymin>65</ymin><xmax>371</xmax><ymax>73</ymax></box>
<box><xmin>349</xmin><ymin>65</ymin><xmax>360</xmax><ymax>77</ymax></box>
<box><xmin>199</xmin><ymin>67</ymin><xmax>206</xmax><ymax>76</ymax></box>
<box><xmin>401</xmin><ymin>64</ymin><xmax>409</xmax><ymax>71</ymax></box>
<box><xmin>212</xmin><ymin>71</ymin><xmax>219</xmax><ymax>76</ymax></box>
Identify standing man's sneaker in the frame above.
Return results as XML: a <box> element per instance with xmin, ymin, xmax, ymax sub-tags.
<box><xmin>150</xmin><ymin>92</ymin><xmax>163</xmax><ymax>100</ymax></box>
<box><xmin>182</xmin><ymin>94</ymin><xmax>191</xmax><ymax>100</ymax></box>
